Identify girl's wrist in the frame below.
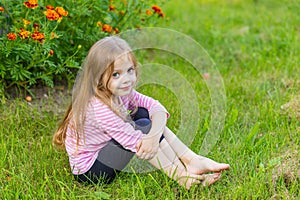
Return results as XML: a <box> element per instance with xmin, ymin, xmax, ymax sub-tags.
<box><xmin>142</xmin><ymin>131</ymin><xmax>162</xmax><ymax>140</ymax></box>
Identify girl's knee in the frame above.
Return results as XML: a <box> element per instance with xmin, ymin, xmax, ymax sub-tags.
<box><xmin>131</xmin><ymin>107</ymin><xmax>150</xmax><ymax>120</ymax></box>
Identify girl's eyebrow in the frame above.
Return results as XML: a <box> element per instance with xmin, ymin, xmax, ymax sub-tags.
<box><xmin>114</xmin><ymin>65</ymin><xmax>133</xmax><ymax>71</ymax></box>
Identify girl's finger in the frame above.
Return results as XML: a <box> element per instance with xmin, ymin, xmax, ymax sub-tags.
<box><xmin>136</xmin><ymin>140</ymin><xmax>142</xmax><ymax>150</ymax></box>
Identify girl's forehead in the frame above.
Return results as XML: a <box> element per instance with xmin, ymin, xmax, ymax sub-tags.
<box><xmin>114</xmin><ymin>54</ymin><xmax>134</xmax><ymax>69</ymax></box>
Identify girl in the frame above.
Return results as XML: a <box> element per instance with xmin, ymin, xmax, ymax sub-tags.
<box><xmin>53</xmin><ymin>36</ymin><xmax>229</xmax><ymax>190</ymax></box>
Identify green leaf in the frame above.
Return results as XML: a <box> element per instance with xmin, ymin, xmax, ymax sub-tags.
<box><xmin>245</xmin><ymin>122</ymin><xmax>260</xmax><ymax>144</ymax></box>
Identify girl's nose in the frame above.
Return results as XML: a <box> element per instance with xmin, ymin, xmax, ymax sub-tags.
<box><xmin>122</xmin><ymin>74</ymin><xmax>131</xmax><ymax>84</ymax></box>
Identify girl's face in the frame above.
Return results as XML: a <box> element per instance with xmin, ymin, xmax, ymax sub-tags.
<box><xmin>108</xmin><ymin>54</ymin><xmax>137</xmax><ymax>98</ymax></box>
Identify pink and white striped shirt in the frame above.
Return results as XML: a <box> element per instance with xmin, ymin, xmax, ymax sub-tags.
<box><xmin>65</xmin><ymin>90</ymin><xmax>168</xmax><ymax>174</ymax></box>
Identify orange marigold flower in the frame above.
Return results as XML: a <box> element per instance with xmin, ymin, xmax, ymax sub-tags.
<box><xmin>23</xmin><ymin>19</ymin><xmax>31</xmax><ymax>27</ymax></box>
<box><xmin>152</xmin><ymin>5</ymin><xmax>165</xmax><ymax>18</ymax></box>
<box><xmin>18</xmin><ymin>28</ymin><xmax>30</xmax><ymax>39</ymax></box>
<box><xmin>0</xmin><ymin>6</ymin><xmax>4</xmax><ymax>12</ymax></box>
<box><xmin>97</xmin><ymin>21</ymin><xmax>103</xmax><ymax>27</ymax></box>
<box><xmin>49</xmin><ymin>49</ymin><xmax>54</xmax><ymax>56</ymax></box>
<box><xmin>109</xmin><ymin>4</ymin><xmax>115</xmax><ymax>11</ymax></box>
<box><xmin>152</xmin><ymin>5</ymin><xmax>165</xmax><ymax>17</ymax></box>
<box><xmin>102</xmin><ymin>24</ymin><xmax>113</xmax><ymax>33</ymax></box>
<box><xmin>23</xmin><ymin>0</ymin><xmax>38</xmax><ymax>9</ymax></box>
<box><xmin>7</xmin><ymin>33</ymin><xmax>17</xmax><ymax>40</ymax></box>
<box><xmin>113</xmin><ymin>27</ymin><xmax>119</xmax><ymax>34</ymax></box>
<box><xmin>146</xmin><ymin>9</ymin><xmax>152</xmax><ymax>16</ymax></box>
<box><xmin>56</xmin><ymin>7</ymin><xmax>68</xmax><ymax>17</ymax></box>
<box><xmin>46</xmin><ymin>5</ymin><xmax>54</xmax><ymax>10</ymax></box>
<box><xmin>45</xmin><ymin>9</ymin><xmax>60</xmax><ymax>20</ymax></box>
<box><xmin>152</xmin><ymin>5</ymin><xmax>161</xmax><ymax>13</ymax></box>
<box><xmin>31</xmin><ymin>31</ymin><xmax>45</xmax><ymax>43</ymax></box>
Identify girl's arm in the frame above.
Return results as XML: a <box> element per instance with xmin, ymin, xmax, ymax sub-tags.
<box><xmin>125</xmin><ymin>90</ymin><xmax>169</xmax><ymax>160</ymax></box>
<box><xmin>136</xmin><ymin>111</ymin><xmax>167</xmax><ymax>160</ymax></box>
<box><xmin>91</xmin><ymin>98</ymin><xmax>143</xmax><ymax>152</ymax></box>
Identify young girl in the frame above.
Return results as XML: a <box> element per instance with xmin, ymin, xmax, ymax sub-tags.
<box><xmin>53</xmin><ymin>36</ymin><xmax>229</xmax><ymax>190</ymax></box>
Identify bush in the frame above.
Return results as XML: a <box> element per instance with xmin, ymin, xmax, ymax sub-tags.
<box><xmin>0</xmin><ymin>0</ymin><xmax>165</xmax><ymax>101</ymax></box>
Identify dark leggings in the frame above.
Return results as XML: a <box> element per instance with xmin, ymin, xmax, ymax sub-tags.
<box><xmin>74</xmin><ymin>107</ymin><xmax>164</xmax><ymax>184</ymax></box>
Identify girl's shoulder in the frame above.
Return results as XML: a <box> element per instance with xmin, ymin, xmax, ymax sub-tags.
<box><xmin>88</xmin><ymin>97</ymin><xmax>107</xmax><ymax>109</ymax></box>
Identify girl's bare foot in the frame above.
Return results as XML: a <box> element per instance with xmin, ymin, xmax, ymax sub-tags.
<box><xmin>201</xmin><ymin>173</ymin><xmax>221</xmax><ymax>186</ymax></box>
<box><xmin>183</xmin><ymin>155</ymin><xmax>230</xmax><ymax>175</ymax></box>
<box><xmin>175</xmin><ymin>172</ymin><xmax>221</xmax><ymax>189</ymax></box>
<box><xmin>175</xmin><ymin>170</ymin><xmax>204</xmax><ymax>190</ymax></box>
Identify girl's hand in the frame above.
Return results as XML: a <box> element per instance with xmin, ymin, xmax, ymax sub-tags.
<box><xmin>136</xmin><ymin>135</ymin><xmax>160</xmax><ymax>160</ymax></box>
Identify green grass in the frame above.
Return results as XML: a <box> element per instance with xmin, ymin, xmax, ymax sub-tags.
<box><xmin>1</xmin><ymin>0</ymin><xmax>300</xmax><ymax>199</ymax></box>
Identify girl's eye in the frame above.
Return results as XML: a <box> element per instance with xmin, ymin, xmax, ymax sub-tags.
<box><xmin>112</xmin><ymin>72</ymin><xmax>120</xmax><ymax>78</ymax></box>
<box><xmin>128</xmin><ymin>67</ymin><xmax>135</xmax><ymax>73</ymax></box>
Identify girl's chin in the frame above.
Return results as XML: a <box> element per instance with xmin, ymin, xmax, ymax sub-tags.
<box><xmin>115</xmin><ymin>89</ymin><xmax>132</xmax><ymax>97</ymax></box>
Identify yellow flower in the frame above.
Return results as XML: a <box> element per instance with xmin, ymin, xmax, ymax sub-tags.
<box><xmin>23</xmin><ymin>19</ymin><xmax>31</xmax><ymax>27</ymax></box>
<box><xmin>18</xmin><ymin>28</ymin><xmax>30</xmax><ymax>39</ymax></box>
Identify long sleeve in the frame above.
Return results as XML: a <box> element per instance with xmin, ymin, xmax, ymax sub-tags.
<box><xmin>90</xmin><ymin>98</ymin><xmax>143</xmax><ymax>152</ymax></box>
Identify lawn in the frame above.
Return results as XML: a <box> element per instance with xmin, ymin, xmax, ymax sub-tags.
<box><xmin>1</xmin><ymin>0</ymin><xmax>299</xmax><ymax>199</ymax></box>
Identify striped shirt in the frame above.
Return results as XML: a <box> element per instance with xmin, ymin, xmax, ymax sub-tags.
<box><xmin>65</xmin><ymin>90</ymin><xmax>168</xmax><ymax>174</ymax></box>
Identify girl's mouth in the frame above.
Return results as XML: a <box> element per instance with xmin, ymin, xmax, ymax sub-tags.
<box><xmin>119</xmin><ymin>85</ymin><xmax>131</xmax><ymax>90</ymax></box>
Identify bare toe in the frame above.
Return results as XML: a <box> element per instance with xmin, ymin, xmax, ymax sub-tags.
<box><xmin>177</xmin><ymin>173</ymin><xmax>204</xmax><ymax>190</ymax></box>
<box><xmin>201</xmin><ymin>173</ymin><xmax>221</xmax><ymax>186</ymax></box>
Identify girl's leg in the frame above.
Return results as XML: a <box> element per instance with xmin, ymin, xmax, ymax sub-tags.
<box><xmin>147</xmin><ymin>139</ymin><xmax>221</xmax><ymax>189</ymax></box>
<box><xmin>147</xmin><ymin>141</ymin><xmax>201</xmax><ymax>190</ymax></box>
<box><xmin>162</xmin><ymin>127</ymin><xmax>230</xmax><ymax>175</ymax></box>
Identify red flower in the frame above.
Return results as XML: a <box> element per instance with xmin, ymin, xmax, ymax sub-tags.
<box><xmin>0</xmin><ymin>6</ymin><xmax>4</xmax><ymax>12</ymax></box>
<box><xmin>46</xmin><ymin>5</ymin><xmax>54</xmax><ymax>10</ymax></box>
<box><xmin>102</xmin><ymin>24</ymin><xmax>113</xmax><ymax>33</ymax></box>
<box><xmin>31</xmin><ymin>31</ymin><xmax>45</xmax><ymax>43</ymax></box>
<box><xmin>23</xmin><ymin>0</ymin><xmax>38</xmax><ymax>9</ymax></box>
<box><xmin>151</xmin><ymin>5</ymin><xmax>165</xmax><ymax>18</ymax></box>
<box><xmin>18</xmin><ymin>28</ymin><xmax>30</xmax><ymax>39</ymax></box>
<box><xmin>7</xmin><ymin>33</ymin><xmax>17</xmax><ymax>40</ymax></box>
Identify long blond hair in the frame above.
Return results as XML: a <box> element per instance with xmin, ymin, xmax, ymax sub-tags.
<box><xmin>53</xmin><ymin>36</ymin><xmax>138</xmax><ymax>148</ymax></box>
